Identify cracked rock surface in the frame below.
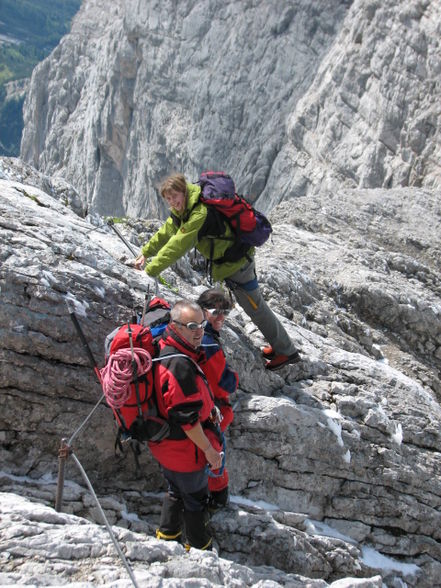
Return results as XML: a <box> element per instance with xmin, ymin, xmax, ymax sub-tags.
<box><xmin>1</xmin><ymin>165</ymin><xmax>440</xmax><ymax>586</ymax></box>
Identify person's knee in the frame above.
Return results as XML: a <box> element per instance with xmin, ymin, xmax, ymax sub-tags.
<box><xmin>187</xmin><ymin>486</ymin><xmax>209</xmax><ymax>510</ymax></box>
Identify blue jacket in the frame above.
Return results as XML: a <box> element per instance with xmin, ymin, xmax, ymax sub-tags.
<box><xmin>200</xmin><ymin>323</ymin><xmax>238</xmax><ymax>402</ymax></box>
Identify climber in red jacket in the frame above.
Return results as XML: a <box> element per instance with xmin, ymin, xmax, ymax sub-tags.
<box><xmin>197</xmin><ymin>288</ymin><xmax>238</xmax><ymax>510</ymax></box>
<box><xmin>149</xmin><ymin>300</ymin><xmax>223</xmax><ymax>550</ymax></box>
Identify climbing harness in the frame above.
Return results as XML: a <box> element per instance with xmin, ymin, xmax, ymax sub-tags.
<box><xmin>225</xmin><ymin>274</ymin><xmax>259</xmax><ymax>310</ymax></box>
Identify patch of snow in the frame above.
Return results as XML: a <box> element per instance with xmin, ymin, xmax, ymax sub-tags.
<box><xmin>121</xmin><ymin>509</ymin><xmax>141</xmax><ymax>522</ymax></box>
<box><xmin>93</xmin><ymin>286</ymin><xmax>106</xmax><ymax>298</ymax></box>
<box><xmin>41</xmin><ymin>270</ymin><xmax>57</xmax><ymax>287</ymax></box>
<box><xmin>11</xmin><ymin>323</ymin><xmax>26</xmax><ymax>333</ymax></box>
<box><xmin>323</xmin><ymin>408</ymin><xmax>344</xmax><ymax>420</ymax></box>
<box><xmin>361</xmin><ymin>546</ymin><xmax>420</xmax><ymax>575</ymax></box>
<box><xmin>343</xmin><ymin>449</ymin><xmax>351</xmax><ymax>463</ymax></box>
<box><xmin>391</xmin><ymin>423</ymin><xmax>403</xmax><ymax>445</ymax></box>
<box><xmin>230</xmin><ymin>495</ymin><xmax>279</xmax><ymax>511</ymax></box>
<box><xmin>305</xmin><ymin>519</ymin><xmax>356</xmax><ymax>545</ymax></box>
<box><xmin>64</xmin><ymin>292</ymin><xmax>89</xmax><ymax>317</ymax></box>
<box><xmin>325</xmin><ymin>415</ymin><xmax>344</xmax><ymax>447</ymax></box>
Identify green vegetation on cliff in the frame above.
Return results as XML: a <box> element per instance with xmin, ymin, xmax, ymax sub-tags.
<box><xmin>0</xmin><ymin>0</ymin><xmax>81</xmax><ymax>156</ymax></box>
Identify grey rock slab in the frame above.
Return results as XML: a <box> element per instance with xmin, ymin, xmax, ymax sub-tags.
<box><xmin>1</xmin><ymin>174</ymin><xmax>440</xmax><ymax>586</ymax></box>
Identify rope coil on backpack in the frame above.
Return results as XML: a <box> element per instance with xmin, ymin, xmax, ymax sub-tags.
<box><xmin>100</xmin><ymin>347</ymin><xmax>152</xmax><ymax>409</ymax></box>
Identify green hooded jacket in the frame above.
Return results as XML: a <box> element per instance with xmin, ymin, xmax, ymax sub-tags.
<box><xmin>142</xmin><ymin>183</ymin><xmax>253</xmax><ymax>282</ymax></box>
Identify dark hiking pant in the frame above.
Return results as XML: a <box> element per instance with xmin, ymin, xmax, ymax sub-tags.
<box><xmin>157</xmin><ymin>466</ymin><xmax>212</xmax><ymax>550</ymax></box>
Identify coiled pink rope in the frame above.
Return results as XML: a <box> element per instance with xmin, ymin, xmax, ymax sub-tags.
<box><xmin>100</xmin><ymin>347</ymin><xmax>152</xmax><ymax>409</ymax></box>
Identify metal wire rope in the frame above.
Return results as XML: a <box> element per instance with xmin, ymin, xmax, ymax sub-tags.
<box><xmin>71</xmin><ymin>451</ymin><xmax>140</xmax><ymax>588</ymax></box>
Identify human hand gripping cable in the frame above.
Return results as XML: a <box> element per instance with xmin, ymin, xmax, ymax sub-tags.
<box><xmin>132</xmin><ymin>253</ymin><xmax>179</xmax><ymax>294</ymax></box>
<box><xmin>134</xmin><ymin>254</ymin><xmax>145</xmax><ymax>270</ymax></box>
<box><xmin>204</xmin><ymin>445</ymin><xmax>222</xmax><ymax>470</ymax></box>
<box><xmin>184</xmin><ymin>422</ymin><xmax>222</xmax><ymax>470</ymax></box>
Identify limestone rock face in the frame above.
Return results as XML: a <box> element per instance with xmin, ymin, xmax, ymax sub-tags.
<box><xmin>0</xmin><ymin>156</ymin><xmax>85</xmax><ymax>217</ymax></box>
<box><xmin>20</xmin><ymin>0</ymin><xmax>351</xmax><ymax>217</ymax></box>
<box><xmin>1</xmin><ymin>163</ymin><xmax>440</xmax><ymax>586</ymax></box>
<box><xmin>0</xmin><ymin>492</ymin><xmax>386</xmax><ymax>588</ymax></box>
<box><xmin>262</xmin><ymin>0</ymin><xmax>441</xmax><ymax>209</ymax></box>
<box><xmin>21</xmin><ymin>0</ymin><xmax>441</xmax><ymax>218</ymax></box>
<box><xmin>9</xmin><ymin>0</ymin><xmax>441</xmax><ymax>583</ymax></box>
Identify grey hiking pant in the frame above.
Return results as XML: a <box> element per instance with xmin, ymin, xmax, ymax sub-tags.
<box><xmin>225</xmin><ymin>259</ymin><xmax>298</xmax><ymax>356</ymax></box>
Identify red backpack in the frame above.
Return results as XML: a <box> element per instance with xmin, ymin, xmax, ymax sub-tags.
<box><xmin>101</xmin><ymin>298</ymin><xmax>172</xmax><ymax>444</ymax></box>
<box><xmin>197</xmin><ymin>171</ymin><xmax>272</xmax><ymax>247</ymax></box>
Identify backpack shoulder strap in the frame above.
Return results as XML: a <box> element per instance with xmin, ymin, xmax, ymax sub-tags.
<box><xmin>154</xmin><ymin>347</ymin><xmax>210</xmax><ymax>384</ymax></box>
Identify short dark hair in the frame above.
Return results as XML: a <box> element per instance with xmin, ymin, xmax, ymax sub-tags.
<box><xmin>196</xmin><ymin>289</ymin><xmax>231</xmax><ymax>311</ymax></box>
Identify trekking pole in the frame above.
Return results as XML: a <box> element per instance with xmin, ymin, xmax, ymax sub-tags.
<box><xmin>107</xmin><ymin>218</ymin><xmax>138</xmax><ymax>257</ymax></box>
<box><xmin>69</xmin><ymin>309</ymin><xmax>103</xmax><ymax>386</ymax></box>
<box><xmin>106</xmin><ymin>219</ymin><xmax>162</xmax><ymax>296</ymax></box>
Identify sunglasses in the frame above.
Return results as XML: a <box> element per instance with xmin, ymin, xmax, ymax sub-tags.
<box><xmin>173</xmin><ymin>319</ymin><xmax>208</xmax><ymax>331</ymax></box>
<box><xmin>205</xmin><ymin>308</ymin><xmax>230</xmax><ymax>317</ymax></box>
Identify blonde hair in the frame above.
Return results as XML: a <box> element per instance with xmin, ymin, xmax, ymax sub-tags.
<box><xmin>160</xmin><ymin>174</ymin><xmax>188</xmax><ymax>198</ymax></box>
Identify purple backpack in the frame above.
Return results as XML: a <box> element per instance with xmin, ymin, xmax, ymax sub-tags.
<box><xmin>197</xmin><ymin>171</ymin><xmax>272</xmax><ymax>247</ymax></box>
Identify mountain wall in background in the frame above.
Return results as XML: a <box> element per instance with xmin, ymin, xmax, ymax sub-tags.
<box><xmin>20</xmin><ymin>0</ymin><xmax>351</xmax><ymax>216</ymax></box>
<box><xmin>265</xmin><ymin>0</ymin><xmax>441</xmax><ymax>210</ymax></box>
<box><xmin>20</xmin><ymin>0</ymin><xmax>441</xmax><ymax>218</ymax></box>
<box><xmin>0</xmin><ymin>0</ymin><xmax>81</xmax><ymax>156</ymax></box>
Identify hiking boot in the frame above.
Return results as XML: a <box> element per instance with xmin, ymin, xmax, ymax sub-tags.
<box><xmin>156</xmin><ymin>493</ymin><xmax>184</xmax><ymax>540</ymax></box>
<box><xmin>265</xmin><ymin>351</ymin><xmax>302</xmax><ymax>371</ymax></box>
<box><xmin>208</xmin><ymin>488</ymin><xmax>230</xmax><ymax>513</ymax></box>
<box><xmin>183</xmin><ymin>510</ymin><xmax>212</xmax><ymax>550</ymax></box>
<box><xmin>261</xmin><ymin>345</ymin><xmax>275</xmax><ymax>360</ymax></box>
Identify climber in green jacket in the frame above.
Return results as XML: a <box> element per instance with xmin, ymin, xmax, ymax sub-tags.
<box><xmin>134</xmin><ymin>173</ymin><xmax>301</xmax><ymax>370</ymax></box>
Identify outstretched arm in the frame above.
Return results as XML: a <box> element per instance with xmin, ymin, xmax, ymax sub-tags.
<box><xmin>144</xmin><ymin>205</ymin><xmax>207</xmax><ymax>277</ymax></box>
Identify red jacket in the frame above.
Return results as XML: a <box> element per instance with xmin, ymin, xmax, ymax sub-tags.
<box><xmin>200</xmin><ymin>323</ymin><xmax>238</xmax><ymax>431</ymax></box>
<box><xmin>148</xmin><ymin>325</ymin><xmax>218</xmax><ymax>472</ymax></box>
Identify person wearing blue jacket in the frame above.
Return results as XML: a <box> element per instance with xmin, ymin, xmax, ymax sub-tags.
<box><xmin>197</xmin><ymin>289</ymin><xmax>238</xmax><ymax>509</ymax></box>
